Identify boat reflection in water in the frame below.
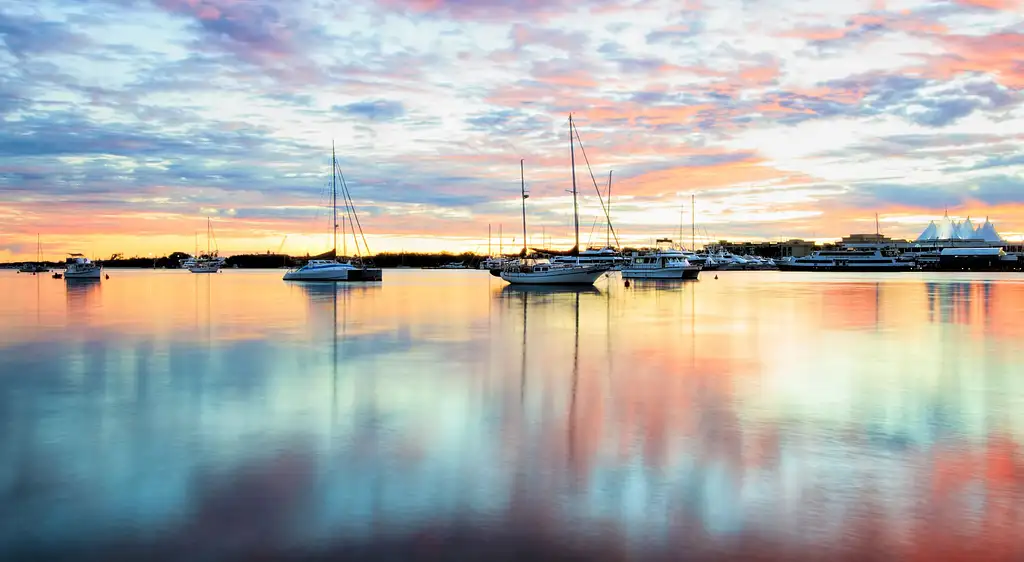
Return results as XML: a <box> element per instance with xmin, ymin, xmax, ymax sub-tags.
<box><xmin>1</xmin><ymin>271</ymin><xmax>1024</xmax><ymax>561</ymax></box>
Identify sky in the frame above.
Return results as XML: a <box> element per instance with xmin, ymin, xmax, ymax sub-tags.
<box><xmin>1</xmin><ymin>0</ymin><xmax>1023</xmax><ymax>260</ymax></box>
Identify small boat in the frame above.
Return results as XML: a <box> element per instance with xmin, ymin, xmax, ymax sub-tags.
<box><xmin>283</xmin><ymin>142</ymin><xmax>382</xmax><ymax>283</ymax></box>
<box><xmin>500</xmin><ymin>117</ymin><xmax>610</xmax><ymax>286</ymax></box>
<box><xmin>439</xmin><ymin>261</ymin><xmax>467</xmax><ymax>269</ymax></box>
<box><xmin>64</xmin><ymin>254</ymin><xmax>102</xmax><ymax>280</ymax></box>
<box><xmin>52</xmin><ymin>272</ymin><xmax>63</xmax><ymax>279</ymax></box>
<box><xmin>18</xmin><ymin>235</ymin><xmax>49</xmax><ymax>273</ymax></box>
<box><xmin>621</xmin><ymin>240</ymin><xmax>701</xmax><ymax>280</ymax></box>
<box><xmin>188</xmin><ymin>218</ymin><xmax>222</xmax><ymax>273</ymax></box>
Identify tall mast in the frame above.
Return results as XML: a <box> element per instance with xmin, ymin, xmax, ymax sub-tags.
<box><xmin>691</xmin><ymin>194</ymin><xmax>695</xmax><ymax>251</ymax></box>
<box><xmin>332</xmin><ymin>141</ymin><xmax>338</xmax><ymax>259</ymax></box>
<box><xmin>570</xmin><ymin>114</ymin><xmax>579</xmax><ymax>257</ymax></box>
<box><xmin>206</xmin><ymin>217</ymin><xmax>211</xmax><ymax>255</ymax></box>
<box><xmin>488</xmin><ymin>223</ymin><xmax>492</xmax><ymax>257</ymax></box>
<box><xmin>520</xmin><ymin>159</ymin><xmax>528</xmax><ymax>256</ymax></box>
<box><xmin>607</xmin><ymin>170</ymin><xmax>613</xmax><ymax>248</ymax></box>
<box><xmin>499</xmin><ymin>224</ymin><xmax>503</xmax><ymax>256</ymax></box>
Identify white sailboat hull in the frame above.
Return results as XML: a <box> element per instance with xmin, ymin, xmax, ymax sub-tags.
<box><xmin>283</xmin><ymin>265</ymin><xmax>382</xmax><ymax>282</ymax></box>
<box><xmin>621</xmin><ymin>266</ymin><xmax>700</xmax><ymax>280</ymax></box>
<box><xmin>500</xmin><ymin>266</ymin><xmax>607</xmax><ymax>285</ymax></box>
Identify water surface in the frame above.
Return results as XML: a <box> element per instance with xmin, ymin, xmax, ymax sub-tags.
<box><xmin>2</xmin><ymin>269</ymin><xmax>1023</xmax><ymax>561</ymax></box>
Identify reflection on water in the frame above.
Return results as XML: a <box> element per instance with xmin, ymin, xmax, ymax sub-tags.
<box><xmin>1</xmin><ymin>270</ymin><xmax>1024</xmax><ymax>561</ymax></box>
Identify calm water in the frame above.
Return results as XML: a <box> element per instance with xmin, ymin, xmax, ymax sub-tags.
<box><xmin>2</xmin><ymin>269</ymin><xmax>1024</xmax><ymax>561</ymax></box>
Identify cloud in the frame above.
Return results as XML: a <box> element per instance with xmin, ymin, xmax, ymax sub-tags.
<box><xmin>332</xmin><ymin>100</ymin><xmax>406</xmax><ymax>121</ymax></box>
<box><xmin>4</xmin><ymin>0</ymin><xmax>1024</xmax><ymax>258</ymax></box>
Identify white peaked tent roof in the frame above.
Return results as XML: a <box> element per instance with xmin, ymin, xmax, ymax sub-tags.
<box><xmin>935</xmin><ymin>214</ymin><xmax>957</xmax><ymax>240</ymax></box>
<box><xmin>915</xmin><ymin>221</ymin><xmax>938</xmax><ymax>242</ymax></box>
<box><xmin>976</xmin><ymin>217</ymin><xmax>1003</xmax><ymax>242</ymax></box>
<box><xmin>957</xmin><ymin>216</ymin><xmax>976</xmax><ymax>239</ymax></box>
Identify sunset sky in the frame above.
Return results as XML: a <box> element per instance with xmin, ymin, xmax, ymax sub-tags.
<box><xmin>2</xmin><ymin>0</ymin><xmax>1023</xmax><ymax>261</ymax></box>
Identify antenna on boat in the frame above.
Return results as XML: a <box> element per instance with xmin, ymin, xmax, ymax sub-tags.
<box><xmin>520</xmin><ymin>159</ymin><xmax>528</xmax><ymax>257</ymax></box>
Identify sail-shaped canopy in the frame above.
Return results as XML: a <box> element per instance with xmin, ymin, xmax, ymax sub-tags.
<box><xmin>976</xmin><ymin>217</ymin><xmax>1003</xmax><ymax>242</ymax></box>
<box><xmin>936</xmin><ymin>215</ymin><xmax>957</xmax><ymax>239</ymax></box>
<box><xmin>958</xmin><ymin>217</ymin><xmax>976</xmax><ymax>239</ymax></box>
<box><xmin>915</xmin><ymin>221</ymin><xmax>938</xmax><ymax>242</ymax></box>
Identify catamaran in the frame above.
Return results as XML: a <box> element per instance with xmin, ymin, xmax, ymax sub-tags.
<box><xmin>500</xmin><ymin>116</ymin><xmax>610</xmax><ymax>286</ymax></box>
<box><xmin>283</xmin><ymin>143</ymin><xmax>383</xmax><ymax>282</ymax></box>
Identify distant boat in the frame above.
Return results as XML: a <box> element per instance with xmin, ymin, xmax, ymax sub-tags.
<box><xmin>64</xmin><ymin>254</ymin><xmax>101</xmax><ymax>280</ymax></box>
<box><xmin>500</xmin><ymin>118</ymin><xmax>609</xmax><ymax>286</ymax></box>
<box><xmin>622</xmin><ymin>239</ymin><xmax>701</xmax><ymax>280</ymax></box>
<box><xmin>777</xmin><ymin>248</ymin><xmax>914</xmax><ymax>272</ymax></box>
<box><xmin>18</xmin><ymin>234</ymin><xmax>49</xmax><ymax>273</ymax></box>
<box><xmin>439</xmin><ymin>261</ymin><xmax>467</xmax><ymax>269</ymax></box>
<box><xmin>283</xmin><ymin>142</ymin><xmax>383</xmax><ymax>282</ymax></box>
<box><xmin>188</xmin><ymin>218</ymin><xmax>223</xmax><ymax>273</ymax></box>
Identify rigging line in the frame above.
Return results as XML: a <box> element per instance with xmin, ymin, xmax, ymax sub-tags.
<box><xmin>335</xmin><ymin>164</ymin><xmax>362</xmax><ymax>259</ymax></box>
<box><xmin>586</xmin><ymin>216</ymin><xmax>599</xmax><ymax>248</ymax></box>
<box><xmin>570</xmin><ymin>120</ymin><xmax>621</xmax><ymax>249</ymax></box>
<box><xmin>337</xmin><ymin>165</ymin><xmax>372</xmax><ymax>259</ymax></box>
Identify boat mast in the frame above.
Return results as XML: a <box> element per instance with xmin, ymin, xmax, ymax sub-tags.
<box><xmin>332</xmin><ymin>141</ymin><xmax>338</xmax><ymax>259</ymax></box>
<box><xmin>206</xmin><ymin>217</ymin><xmax>211</xmax><ymax>256</ymax></box>
<box><xmin>607</xmin><ymin>171</ymin><xmax>612</xmax><ymax>248</ymax></box>
<box><xmin>488</xmin><ymin>224</ymin><xmax>492</xmax><ymax>257</ymax></box>
<box><xmin>691</xmin><ymin>194</ymin><xmax>695</xmax><ymax>251</ymax></box>
<box><xmin>520</xmin><ymin>160</ymin><xmax>528</xmax><ymax>256</ymax></box>
<box><xmin>570</xmin><ymin>114</ymin><xmax>579</xmax><ymax>258</ymax></box>
<box><xmin>499</xmin><ymin>224</ymin><xmax>503</xmax><ymax>257</ymax></box>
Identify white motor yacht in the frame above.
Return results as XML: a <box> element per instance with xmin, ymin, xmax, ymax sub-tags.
<box><xmin>621</xmin><ymin>240</ymin><xmax>701</xmax><ymax>280</ymax></box>
<box><xmin>64</xmin><ymin>254</ymin><xmax>101</xmax><ymax>280</ymax></box>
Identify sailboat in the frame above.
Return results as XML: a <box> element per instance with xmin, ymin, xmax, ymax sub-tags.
<box><xmin>500</xmin><ymin>116</ymin><xmax>610</xmax><ymax>286</ymax></box>
<box><xmin>188</xmin><ymin>218</ymin><xmax>223</xmax><ymax>273</ymax></box>
<box><xmin>18</xmin><ymin>234</ymin><xmax>49</xmax><ymax>273</ymax></box>
<box><xmin>283</xmin><ymin>143</ymin><xmax>383</xmax><ymax>282</ymax></box>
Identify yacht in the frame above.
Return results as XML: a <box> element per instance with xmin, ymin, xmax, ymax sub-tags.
<box><xmin>621</xmin><ymin>239</ymin><xmax>701</xmax><ymax>280</ymax></box>
<box><xmin>283</xmin><ymin>142</ymin><xmax>383</xmax><ymax>283</ymax></box>
<box><xmin>188</xmin><ymin>218</ymin><xmax>222</xmax><ymax>273</ymax></box>
<box><xmin>776</xmin><ymin>247</ymin><xmax>914</xmax><ymax>272</ymax></box>
<box><xmin>439</xmin><ymin>261</ymin><xmax>467</xmax><ymax>269</ymax></box>
<box><xmin>501</xmin><ymin>258</ymin><xmax>609</xmax><ymax>285</ymax></box>
<box><xmin>479</xmin><ymin>256</ymin><xmax>509</xmax><ymax>270</ymax></box>
<box><xmin>18</xmin><ymin>235</ymin><xmax>49</xmax><ymax>273</ymax></box>
<box><xmin>500</xmin><ymin>119</ymin><xmax>610</xmax><ymax>287</ymax></box>
<box><xmin>64</xmin><ymin>254</ymin><xmax>102</xmax><ymax>279</ymax></box>
<box><xmin>551</xmin><ymin>246</ymin><xmax>626</xmax><ymax>268</ymax></box>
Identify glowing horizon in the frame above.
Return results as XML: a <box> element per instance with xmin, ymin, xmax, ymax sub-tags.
<box><xmin>2</xmin><ymin>0</ymin><xmax>1023</xmax><ymax>261</ymax></box>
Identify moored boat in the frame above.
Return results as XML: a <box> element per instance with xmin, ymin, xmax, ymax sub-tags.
<box><xmin>621</xmin><ymin>240</ymin><xmax>701</xmax><ymax>280</ymax></box>
<box><xmin>64</xmin><ymin>254</ymin><xmax>102</xmax><ymax>280</ymax></box>
<box><xmin>283</xmin><ymin>142</ymin><xmax>382</xmax><ymax>283</ymax></box>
